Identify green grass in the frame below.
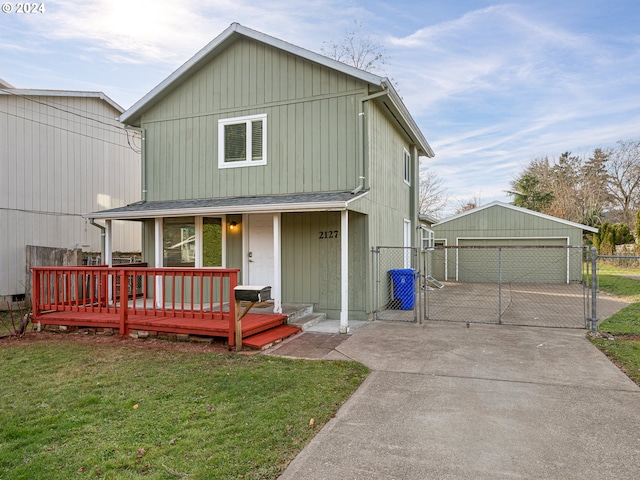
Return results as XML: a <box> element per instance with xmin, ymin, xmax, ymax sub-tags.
<box><xmin>0</xmin><ymin>337</ymin><xmax>369</xmax><ymax>479</ymax></box>
<box><xmin>597</xmin><ymin>302</ymin><xmax>640</xmax><ymax>336</ymax></box>
<box><xmin>590</xmin><ymin>338</ymin><xmax>640</xmax><ymax>385</ymax></box>
<box><xmin>590</xmin><ymin>268</ymin><xmax>640</xmax><ymax>387</ymax></box>
<box><xmin>596</xmin><ymin>274</ymin><xmax>640</xmax><ymax>302</ymax></box>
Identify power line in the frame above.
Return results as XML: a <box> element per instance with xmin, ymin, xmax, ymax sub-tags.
<box><xmin>0</xmin><ymin>89</ymin><xmax>141</xmax><ymax>153</ymax></box>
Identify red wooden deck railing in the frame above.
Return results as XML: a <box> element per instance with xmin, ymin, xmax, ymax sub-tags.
<box><xmin>31</xmin><ymin>266</ymin><xmax>240</xmax><ymax>346</ymax></box>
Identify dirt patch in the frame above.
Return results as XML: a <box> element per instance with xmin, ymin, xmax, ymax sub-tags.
<box><xmin>0</xmin><ymin>330</ymin><xmax>244</xmax><ymax>355</ymax></box>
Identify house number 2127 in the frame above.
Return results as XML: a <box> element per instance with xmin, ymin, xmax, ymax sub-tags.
<box><xmin>319</xmin><ymin>230</ymin><xmax>339</xmax><ymax>239</ymax></box>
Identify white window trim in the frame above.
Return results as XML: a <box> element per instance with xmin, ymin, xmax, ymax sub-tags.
<box><xmin>403</xmin><ymin>148</ymin><xmax>411</xmax><ymax>186</ymax></box>
<box><xmin>420</xmin><ymin>226</ymin><xmax>435</xmax><ymax>251</ymax></box>
<box><xmin>218</xmin><ymin>113</ymin><xmax>267</xmax><ymax>168</ymax></box>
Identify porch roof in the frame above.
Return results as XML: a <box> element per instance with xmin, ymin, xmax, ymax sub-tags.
<box><xmin>86</xmin><ymin>190</ymin><xmax>369</xmax><ymax>220</ymax></box>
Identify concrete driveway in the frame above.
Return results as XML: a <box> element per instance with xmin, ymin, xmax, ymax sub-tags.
<box><xmin>276</xmin><ymin>321</ymin><xmax>640</xmax><ymax>479</ymax></box>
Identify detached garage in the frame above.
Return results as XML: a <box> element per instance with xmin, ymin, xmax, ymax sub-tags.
<box><xmin>430</xmin><ymin>202</ymin><xmax>598</xmax><ymax>284</ymax></box>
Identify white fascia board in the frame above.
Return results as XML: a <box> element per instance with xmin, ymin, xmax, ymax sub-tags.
<box><xmin>0</xmin><ymin>88</ymin><xmax>125</xmax><ymax>113</ymax></box>
<box><xmin>384</xmin><ymin>83</ymin><xmax>434</xmax><ymax>158</ymax></box>
<box><xmin>120</xmin><ymin>22</ymin><xmax>386</xmax><ymax>126</ymax></box>
<box><xmin>433</xmin><ymin>201</ymin><xmax>598</xmax><ymax>233</ymax></box>
<box><xmin>85</xmin><ymin>199</ymin><xmax>363</xmax><ymax>220</ymax></box>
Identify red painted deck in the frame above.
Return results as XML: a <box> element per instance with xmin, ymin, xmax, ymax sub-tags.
<box><xmin>33</xmin><ymin>310</ymin><xmax>292</xmax><ymax>343</ymax></box>
<box><xmin>30</xmin><ymin>266</ymin><xmax>300</xmax><ymax>349</ymax></box>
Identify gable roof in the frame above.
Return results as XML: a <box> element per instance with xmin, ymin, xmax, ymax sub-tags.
<box><xmin>432</xmin><ymin>201</ymin><xmax>599</xmax><ymax>233</ymax></box>
<box><xmin>120</xmin><ymin>22</ymin><xmax>433</xmax><ymax>157</ymax></box>
<box><xmin>0</xmin><ymin>77</ymin><xmax>14</xmax><ymax>89</ymax></box>
<box><xmin>0</xmin><ymin>86</ymin><xmax>124</xmax><ymax>113</ymax></box>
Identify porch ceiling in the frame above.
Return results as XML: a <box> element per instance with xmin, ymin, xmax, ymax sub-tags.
<box><xmin>85</xmin><ymin>190</ymin><xmax>369</xmax><ymax>220</ymax></box>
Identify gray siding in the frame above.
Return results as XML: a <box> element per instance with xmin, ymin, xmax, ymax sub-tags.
<box><xmin>142</xmin><ymin>38</ymin><xmax>365</xmax><ymax>201</ymax></box>
<box><xmin>0</xmin><ymin>94</ymin><xmax>141</xmax><ymax>297</ymax></box>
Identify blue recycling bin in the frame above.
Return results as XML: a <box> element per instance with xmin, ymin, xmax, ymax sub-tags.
<box><xmin>388</xmin><ymin>269</ymin><xmax>417</xmax><ymax>310</ymax></box>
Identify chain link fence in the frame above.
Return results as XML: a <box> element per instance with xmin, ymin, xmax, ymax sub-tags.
<box><xmin>422</xmin><ymin>246</ymin><xmax>590</xmax><ymax>328</ymax></box>
<box><xmin>371</xmin><ymin>247</ymin><xmax>420</xmax><ymax>322</ymax></box>
<box><xmin>595</xmin><ymin>254</ymin><xmax>640</xmax><ymax>304</ymax></box>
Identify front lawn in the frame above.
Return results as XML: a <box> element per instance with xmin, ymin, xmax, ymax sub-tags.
<box><xmin>0</xmin><ymin>334</ymin><xmax>369</xmax><ymax>479</ymax></box>
<box><xmin>590</xmin><ymin>266</ymin><xmax>640</xmax><ymax>387</ymax></box>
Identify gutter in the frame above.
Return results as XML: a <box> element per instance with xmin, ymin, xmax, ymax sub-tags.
<box><xmin>354</xmin><ymin>88</ymin><xmax>389</xmax><ymax>195</ymax></box>
<box><xmin>89</xmin><ymin>218</ymin><xmax>106</xmax><ymax>262</ymax></box>
<box><xmin>124</xmin><ymin>125</ymin><xmax>147</xmax><ymax>202</ymax></box>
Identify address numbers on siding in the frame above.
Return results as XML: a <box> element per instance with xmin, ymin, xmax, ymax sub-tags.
<box><xmin>319</xmin><ymin>230</ymin><xmax>339</xmax><ymax>239</ymax></box>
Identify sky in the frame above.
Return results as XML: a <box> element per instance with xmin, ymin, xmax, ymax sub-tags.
<box><xmin>1</xmin><ymin>0</ymin><xmax>639</xmax><ymax>216</ymax></box>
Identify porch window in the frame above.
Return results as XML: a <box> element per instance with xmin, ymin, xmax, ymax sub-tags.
<box><xmin>403</xmin><ymin>149</ymin><xmax>411</xmax><ymax>185</ymax></box>
<box><xmin>218</xmin><ymin>114</ymin><xmax>267</xmax><ymax>168</ymax></box>
<box><xmin>163</xmin><ymin>217</ymin><xmax>195</xmax><ymax>267</ymax></box>
<box><xmin>203</xmin><ymin>218</ymin><xmax>223</xmax><ymax>267</ymax></box>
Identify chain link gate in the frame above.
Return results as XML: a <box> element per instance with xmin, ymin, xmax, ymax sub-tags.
<box><xmin>371</xmin><ymin>247</ymin><xmax>420</xmax><ymax>322</ymax></box>
<box><xmin>421</xmin><ymin>245</ymin><xmax>591</xmax><ymax>328</ymax></box>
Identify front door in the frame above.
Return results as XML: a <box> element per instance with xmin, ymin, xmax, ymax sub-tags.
<box><xmin>247</xmin><ymin>214</ymin><xmax>274</xmax><ymax>286</ymax></box>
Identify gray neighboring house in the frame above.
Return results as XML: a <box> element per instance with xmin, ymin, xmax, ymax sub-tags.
<box><xmin>430</xmin><ymin>201</ymin><xmax>598</xmax><ymax>283</ymax></box>
<box><xmin>0</xmin><ymin>77</ymin><xmax>141</xmax><ymax>305</ymax></box>
<box><xmin>87</xmin><ymin>23</ymin><xmax>434</xmax><ymax>331</ymax></box>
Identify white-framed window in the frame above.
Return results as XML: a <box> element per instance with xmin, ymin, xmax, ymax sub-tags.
<box><xmin>218</xmin><ymin>114</ymin><xmax>267</xmax><ymax>168</ymax></box>
<box><xmin>421</xmin><ymin>227</ymin><xmax>435</xmax><ymax>251</ymax></box>
<box><xmin>403</xmin><ymin>148</ymin><xmax>411</xmax><ymax>185</ymax></box>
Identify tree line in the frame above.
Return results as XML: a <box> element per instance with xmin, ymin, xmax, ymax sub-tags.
<box><xmin>507</xmin><ymin>139</ymin><xmax>640</xmax><ymax>249</ymax></box>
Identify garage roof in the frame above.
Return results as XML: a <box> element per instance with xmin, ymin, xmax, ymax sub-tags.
<box><xmin>433</xmin><ymin>201</ymin><xmax>598</xmax><ymax>233</ymax></box>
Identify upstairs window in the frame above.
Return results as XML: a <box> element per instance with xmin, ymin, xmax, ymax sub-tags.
<box><xmin>218</xmin><ymin>114</ymin><xmax>267</xmax><ymax>168</ymax></box>
<box><xmin>403</xmin><ymin>149</ymin><xmax>411</xmax><ymax>185</ymax></box>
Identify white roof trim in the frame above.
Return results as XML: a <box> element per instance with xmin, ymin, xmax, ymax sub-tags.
<box><xmin>121</xmin><ymin>23</ymin><xmax>385</xmax><ymax>126</ymax></box>
<box><xmin>118</xmin><ymin>23</ymin><xmax>431</xmax><ymax>155</ymax></box>
<box><xmin>433</xmin><ymin>201</ymin><xmax>599</xmax><ymax>233</ymax></box>
<box><xmin>0</xmin><ymin>76</ymin><xmax>14</xmax><ymax>89</ymax></box>
<box><xmin>0</xmin><ymin>88</ymin><xmax>124</xmax><ymax>113</ymax></box>
<box><xmin>86</xmin><ymin>191</ymin><xmax>369</xmax><ymax>220</ymax></box>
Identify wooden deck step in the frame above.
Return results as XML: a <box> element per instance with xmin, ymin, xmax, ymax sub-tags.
<box><xmin>242</xmin><ymin>325</ymin><xmax>301</xmax><ymax>350</ymax></box>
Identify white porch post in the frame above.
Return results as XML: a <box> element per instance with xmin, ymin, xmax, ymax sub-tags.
<box><xmin>273</xmin><ymin>213</ymin><xmax>282</xmax><ymax>314</ymax></box>
<box><xmin>194</xmin><ymin>216</ymin><xmax>203</xmax><ymax>268</ymax></box>
<box><xmin>154</xmin><ymin>218</ymin><xmax>163</xmax><ymax>308</ymax></box>
<box><xmin>105</xmin><ymin>220</ymin><xmax>113</xmax><ymax>305</ymax></box>
<box><xmin>340</xmin><ymin>210</ymin><xmax>349</xmax><ymax>333</ymax></box>
<box><xmin>105</xmin><ymin>220</ymin><xmax>113</xmax><ymax>267</ymax></box>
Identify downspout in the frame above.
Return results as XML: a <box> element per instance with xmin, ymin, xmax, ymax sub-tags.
<box><xmin>89</xmin><ymin>218</ymin><xmax>106</xmax><ymax>263</ymax></box>
<box><xmin>353</xmin><ymin>87</ymin><xmax>389</xmax><ymax>195</ymax></box>
<box><xmin>124</xmin><ymin>125</ymin><xmax>147</xmax><ymax>202</ymax></box>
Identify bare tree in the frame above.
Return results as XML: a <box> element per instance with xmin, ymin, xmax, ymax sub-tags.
<box><xmin>455</xmin><ymin>195</ymin><xmax>482</xmax><ymax>214</ymax></box>
<box><xmin>418</xmin><ymin>168</ymin><xmax>449</xmax><ymax>219</ymax></box>
<box><xmin>607</xmin><ymin>139</ymin><xmax>640</xmax><ymax>228</ymax></box>
<box><xmin>321</xmin><ymin>21</ymin><xmax>387</xmax><ymax>74</ymax></box>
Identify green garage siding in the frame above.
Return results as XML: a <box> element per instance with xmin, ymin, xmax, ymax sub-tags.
<box><xmin>432</xmin><ymin>202</ymin><xmax>596</xmax><ymax>284</ymax></box>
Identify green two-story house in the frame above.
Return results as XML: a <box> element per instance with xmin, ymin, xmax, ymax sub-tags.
<box><xmin>88</xmin><ymin>23</ymin><xmax>434</xmax><ymax>332</ymax></box>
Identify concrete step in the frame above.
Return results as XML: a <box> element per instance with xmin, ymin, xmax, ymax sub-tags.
<box><xmin>289</xmin><ymin>311</ymin><xmax>327</xmax><ymax>331</ymax></box>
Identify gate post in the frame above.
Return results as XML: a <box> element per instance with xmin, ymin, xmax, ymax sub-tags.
<box><xmin>591</xmin><ymin>247</ymin><xmax>598</xmax><ymax>333</ymax></box>
<box><xmin>498</xmin><ymin>247</ymin><xmax>502</xmax><ymax>324</ymax></box>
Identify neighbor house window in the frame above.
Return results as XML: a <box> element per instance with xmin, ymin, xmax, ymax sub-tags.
<box><xmin>403</xmin><ymin>149</ymin><xmax>411</xmax><ymax>185</ymax></box>
<box><xmin>218</xmin><ymin>114</ymin><xmax>267</xmax><ymax>168</ymax></box>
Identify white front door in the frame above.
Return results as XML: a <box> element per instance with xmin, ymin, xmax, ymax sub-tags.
<box><xmin>247</xmin><ymin>214</ymin><xmax>274</xmax><ymax>286</ymax></box>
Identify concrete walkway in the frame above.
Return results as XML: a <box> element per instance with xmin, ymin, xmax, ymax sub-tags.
<box><xmin>274</xmin><ymin>321</ymin><xmax>640</xmax><ymax>479</ymax></box>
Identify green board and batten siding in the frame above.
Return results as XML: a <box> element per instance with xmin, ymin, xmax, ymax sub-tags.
<box><xmin>432</xmin><ymin>203</ymin><xmax>592</xmax><ymax>283</ymax></box>
<box><xmin>128</xmin><ymin>32</ymin><xmax>423</xmax><ymax>319</ymax></box>
<box><xmin>140</xmin><ymin>38</ymin><xmax>364</xmax><ymax>202</ymax></box>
